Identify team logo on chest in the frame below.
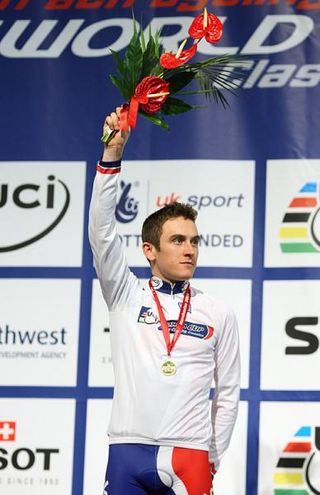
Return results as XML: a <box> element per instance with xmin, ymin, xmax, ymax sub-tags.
<box><xmin>163</xmin><ymin>320</ymin><xmax>214</xmax><ymax>340</ymax></box>
<box><xmin>138</xmin><ymin>306</ymin><xmax>160</xmax><ymax>325</ymax></box>
<box><xmin>138</xmin><ymin>307</ymin><xmax>214</xmax><ymax>340</ymax></box>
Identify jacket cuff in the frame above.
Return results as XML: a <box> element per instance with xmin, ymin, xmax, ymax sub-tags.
<box><xmin>96</xmin><ymin>159</ymin><xmax>121</xmax><ymax>175</ymax></box>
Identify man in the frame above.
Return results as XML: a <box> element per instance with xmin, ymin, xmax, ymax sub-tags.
<box><xmin>89</xmin><ymin>107</ymin><xmax>240</xmax><ymax>495</ymax></box>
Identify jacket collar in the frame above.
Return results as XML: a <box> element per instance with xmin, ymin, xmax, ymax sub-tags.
<box><xmin>150</xmin><ymin>276</ymin><xmax>190</xmax><ymax>295</ymax></box>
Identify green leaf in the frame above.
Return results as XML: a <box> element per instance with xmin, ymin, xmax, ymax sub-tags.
<box><xmin>123</xmin><ymin>28</ymin><xmax>143</xmax><ymax>96</ymax></box>
<box><xmin>140</xmin><ymin>21</ymin><xmax>146</xmax><ymax>52</ymax></box>
<box><xmin>212</xmin><ymin>88</ymin><xmax>230</xmax><ymax>108</ymax></box>
<box><xmin>139</xmin><ymin>111</ymin><xmax>170</xmax><ymax>130</ymax></box>
<box><xmin>152</xmin><ymin>29</ymin><xmax>162</xmax><ymax>60</ymax></box>
<box><xmin>177</xmin><ymin>55</ymin><xmax>247</xmax><ymax>103</ymax></box>
<box><xmin>165</xmin><ymin>71</ymin><xmax>195</xmax><ymax>93</ymax></box>
<box><xmin>149</xmin><ymin>30</ymin><xmax>163</xmax><ymax>76</ymax></box>
<box><xmin>190</xmin><ymin>56</ymin><xmax>246</xmax><ymax>104</ymax></box>
<box><xmin>161</xmin><ymin>97</ymin><xmax>193</xmax><ymax>115</ymax></box>
<box><xmin>109</xmin><ymin>49</ymin><xmax>126</xmax><ymax>80</ymax></box>
<box><xmin>109</xmin><ymin>74</ymin><xmax>128</xmax><ymax>100</ymax></box>
<box><xmin>141</xmin><ymin>36</ymin><xmax>157</xmax><ymax>78</ymax></box>
<box><xmin>187</xmin><ymin>54</ymin><xmax>246</xmax><ymax>73</ymax></box>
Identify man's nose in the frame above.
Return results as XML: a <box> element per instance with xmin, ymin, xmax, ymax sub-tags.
<box><xmin>184</xmin><ymin>242</ymin><xmax>196</xmax><ymax>254</ymax></box>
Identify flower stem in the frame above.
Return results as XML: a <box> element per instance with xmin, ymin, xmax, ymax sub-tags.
<box><xmin>101</xmin><ymin>129</ymin><xmax>118</xmax><ymax>145</ymax></box>
<box><xmin>177</xmin><ymin>89</ymin><xmax>213</xmax><ymax>96</ymax></box>
<box><xmin>147</xmin><ymin>91</ymin><xmax>170</xmax><ymax>98</ymax></box>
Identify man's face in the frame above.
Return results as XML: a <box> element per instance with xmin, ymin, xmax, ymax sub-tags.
<box><xmin>143</xmin><ymin>216</ymin><xmax>199</xmax><ymax>282</ymax></box>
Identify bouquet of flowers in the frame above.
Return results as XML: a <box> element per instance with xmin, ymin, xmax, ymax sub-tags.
<box><xmin>102</xmin><ymin>8</ymin><xmax>242</xmax><ymax>143</ymax></box>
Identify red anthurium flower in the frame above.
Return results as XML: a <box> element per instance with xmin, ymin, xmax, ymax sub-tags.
<box><xmin>188</xmin><ymin>11</ymin><xmax>223</xmax><ymax>44</ymax></box>
<box><xmin>160</xmin><ymin>43</ymin><xmax>198</xmax><ymax>69</ymax></box>
<box><xmin>124</xmin><ymin>76</ymin><xmax>170</xmax><ymax>130</ymax></box>
<box><xmin>134</xmin><ymin>76</ymin><xmax>170</xmax><ymax>113</ymax></box>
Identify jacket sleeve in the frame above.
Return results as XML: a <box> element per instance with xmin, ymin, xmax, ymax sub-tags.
<box><xmin>88</xmin><ymin>160</ymin><xmax>139</xmax><ymax>311</ymax></box>
<box><xmin>209</xmin><ymin>308</ymin><xmax>241</xmax><ymax>470</ymax></box>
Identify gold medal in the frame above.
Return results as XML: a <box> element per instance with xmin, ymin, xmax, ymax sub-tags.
<box><xmin>161</xmin><ymin>360</ymin><xmax>177</xmax><ymax>376</ymax></box>
<box><xmin>149</xmin><ymin>279</ymin><xmax>190</xmax><ymax>379</ymax></box>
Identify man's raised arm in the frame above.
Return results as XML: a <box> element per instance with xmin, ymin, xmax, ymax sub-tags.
<box><xmin>88</xmin><ymin>108</ymin><xmax>138</xmax><ymax>310</ymax></box>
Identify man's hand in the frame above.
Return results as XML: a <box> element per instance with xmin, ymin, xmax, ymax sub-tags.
<box><xmin>102</xmin><ymin>106</ymin><xmax>130</xmax><ymax>162</ymax></box>
<box><xmin>209</xmin><ymin>462</ymin><xmax>216</xmax><ymax>478</ymax></box>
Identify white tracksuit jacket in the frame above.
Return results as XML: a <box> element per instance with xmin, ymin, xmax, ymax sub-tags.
<box><xmin>88</xmin><ymin>159</ymin><xmax>240</xmax><ymax>470</ymax></box>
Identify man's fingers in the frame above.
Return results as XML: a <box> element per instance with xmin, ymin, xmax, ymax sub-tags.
<box><xmin>110</xmin><ymin>112</ymin><xmax>120</xmax><ymax>129</ymax></box>
<box><xmin>102</xmin><ymin>107</ymin><xmax>129</xmax><ymax>148</ymax></box>
<box><xmin>106</xmin><ymin>112</ymin><xmax>119</xmax><ymax>130</ymax></box>
<box><xmin>104</xmin><ymin>109</ymin><xmax>121</xmax><ymax>130</ymax></box>
<box><xmin>104</xmin><ymin>116</ymin><xmax>113</xmax><ymax>132</ymax></box>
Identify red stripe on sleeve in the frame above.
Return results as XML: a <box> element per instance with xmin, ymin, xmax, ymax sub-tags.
<box><xmin>96</xmin><ymin>165</ymin><xmax>121</xmax><ymax>175</ymax></box>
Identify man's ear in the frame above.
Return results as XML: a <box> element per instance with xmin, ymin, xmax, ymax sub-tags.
<box><xmin>142</xmin><ymin>242</ymin><xmax>157</xmax><ymax>262</ymax></box>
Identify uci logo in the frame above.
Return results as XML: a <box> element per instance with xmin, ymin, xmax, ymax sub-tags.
<box><xmin>273</xmin><ymin>425</ymin><xmax>320</xmax><ymax>495</ymax></box>
<box><xmin>0</xmin><ymin>175</ymin><xmax>70</xmax><ymax>252</ymax></box>
<box><xmin>115</xmin><ymin>180</ymin><xmax>139</xmax><ymax>224</ymax></box>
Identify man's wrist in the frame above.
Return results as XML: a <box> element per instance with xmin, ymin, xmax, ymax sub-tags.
<box><xmin>97</xmin><ymin>159</ymin><xmax>121</xmax><ymax>174</ymax></box>
<box><xmin>102</xmin><ymin>144</ymin><xmax>124</xmax><ymax>162</ymax></box>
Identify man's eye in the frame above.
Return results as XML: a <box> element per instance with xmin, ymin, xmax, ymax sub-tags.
<box><xmin>192</xmin><ymin>239</ymin><xmax>199</xmax><ymax>247</ymax></box>
<box><xmin>173</xmin><ymin>238</ymin><xmax>182</xmax><ymax>244</ymax></box>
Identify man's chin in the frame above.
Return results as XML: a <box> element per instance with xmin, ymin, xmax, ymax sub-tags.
<box><xmin>177</xmin><ymin>268</ymin><xmax>195</xmax><ymax>280</ymax></box>
<box><xmin>158</xmin><ymin>267</ymin><xmax>195</xmax><ymax>282</ymax></box>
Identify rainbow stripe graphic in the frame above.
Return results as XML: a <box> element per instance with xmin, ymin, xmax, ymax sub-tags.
<box><xmin>273</xmin><ymin>426</ymin><xmax>315</xmax><ymax>495</ymax></box>
<box><xmin>279</xmin><ymin>182</ymin><xmax>320</xmax><ymax>253</ymax></box>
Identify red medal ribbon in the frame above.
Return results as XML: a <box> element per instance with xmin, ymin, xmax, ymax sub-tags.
<box><xmin>127</xmin><ymin>96</ymin><xmax>139</xmax><ymax>129</ymax></box>
<box><xmin>119</xmin><ymin>98</ymin><xmax>139</xmax><ymax>131</ymax></box>
<box><xmin>119</xmin><ymin>104</ymin><xmax>129</xmax><ymax>131</ymax></box>
<box><xmin>149</xmin><ymin>280</ymin><xmax>191</xmax><ymax>356</ymax></box>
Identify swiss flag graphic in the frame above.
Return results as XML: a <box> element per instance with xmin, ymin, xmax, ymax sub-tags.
<box><xmin>0</xmin><ymin>421</ymin><xmax>16</xmax><ymax>441</ymax></box>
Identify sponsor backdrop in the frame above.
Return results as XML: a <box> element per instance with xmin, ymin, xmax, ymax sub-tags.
<box><xmin>0</xmin><ymin>1</ymin><xmax>319</xmax><ymax>495</ymax></box>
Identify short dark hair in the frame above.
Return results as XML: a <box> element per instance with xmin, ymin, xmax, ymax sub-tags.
<box><xmin>142</xmin><ymin>202</ymin><xmax>198</xmax><ymax>250</ymax></box>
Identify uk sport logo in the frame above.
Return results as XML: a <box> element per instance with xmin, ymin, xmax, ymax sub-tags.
<box><xmin>0</xmin><ymin>421</ymin><xmax>16</xmax><ymax>441</ymax></box>
<box><xmin>273</xmin><ymin>426</ymin><xmax>320</xmax><ymax>494</ymax></box>
<box><xmin>279</xmin><ymin>182</ymin><xmax>320</xmax><ymax>253</ymax></box>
